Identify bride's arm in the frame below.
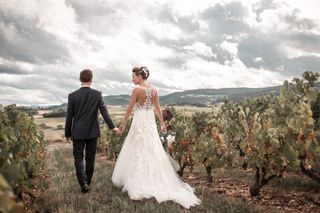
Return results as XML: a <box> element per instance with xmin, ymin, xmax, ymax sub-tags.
<box><xmin>120</xmin><ymin>88</ymin><xmax>138</xmax><ymax>131</ymax></box>
<box><xmin>153</xmin><ymin>89</ymin><xmax>166</xmax><ymax>131</ymax></box>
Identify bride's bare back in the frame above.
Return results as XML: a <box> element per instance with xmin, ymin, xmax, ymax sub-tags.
<box><xmin>134</xmin><ymin>86</ymin><xmax>157</xmax><ymax>108</ymax></box>
<box><xmin>120</xmin><ymin>85</ymin><xmax>164</xmax><ymax>131</ymax></box>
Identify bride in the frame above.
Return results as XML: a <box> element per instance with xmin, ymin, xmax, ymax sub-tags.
<box><xmin>111</xmin><ymin>66</ymin><xmax>201</xmax><ymax>209</ymax></box>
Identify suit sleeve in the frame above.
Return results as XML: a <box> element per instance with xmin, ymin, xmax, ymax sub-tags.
<box><xmin>65</xmin><ymin>94</ymin><xmax>74</xmax><ymax>137</ymax></box>
<box><xmin>98</xmin><ymin>92</ymin><xmax>115</xmax><ymax>129</ymax></box>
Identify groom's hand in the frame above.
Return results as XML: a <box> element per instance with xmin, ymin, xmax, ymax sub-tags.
<box><xmin>113</xmin><ymin>127</ymin><xmax>122</xmax><ymax>136</ymax></box>
<box><xmin>66</xmin><ymin>137</ymin><xmax>72</xmax><ymax>144</ymax></box>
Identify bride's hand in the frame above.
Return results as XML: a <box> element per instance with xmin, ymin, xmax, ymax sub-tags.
<box><xmin>119</xmin><ymin>123</ymin><xmax>125</xmax><ymax>133</ymax></box>
<box><xmin>160</xmin><ymin>123</ymin><xmax>167</xmax><ymax>132</ymax></box>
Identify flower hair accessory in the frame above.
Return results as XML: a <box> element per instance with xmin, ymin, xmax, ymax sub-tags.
<box><xmin>141</xmin><ymin>67</ymin><xmax>149</xmax><ymax>78</ymax></box>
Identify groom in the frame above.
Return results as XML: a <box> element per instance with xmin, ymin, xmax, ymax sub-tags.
<box><xmin>65</xmin><ymin>69</ymin><xmax>121</xmax><ymax>193</ymax></box>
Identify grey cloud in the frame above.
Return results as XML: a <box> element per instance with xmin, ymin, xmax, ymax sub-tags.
<box><xmin>201</xmin><ymin>2</ymin><xmax>251</xmax><ymax>41</ymax></box>
<box><xmin>143</xmin><ymin>32</ymin><xmax>217</xmax><ymax>69</ymax></box>
<box><xmin>197</xmin><ymin>1</ymin><xmax>320</xmax><ymax>74</ymax></box>
<box><xmin>283</xmin><ymin>31</ymin><xmax>320</xmax><ymax>53</ymax></box>
<box><xmin>95</xmin><ymin>69</ymin><xmax>131</xmax><ymax>83</ymax></box>
<box><xmin>177</xmin><ymin>17</ymin><xmax>200</xmax><ymax>33</ymax></box>
<box><xmin>2</xmin><ymin>74</ymin><xmax>51</xmax><ymax>90</ymax></box>
<box><xmin>145</xmin><ymin>2</ymin><xmax>253</xmax><ymax>45</ymax></box>
<box><xmin>69</xmin><ymin>0</ymin><xmax>201</xmax><ymax>36</ymax></box>
<box><xmin>1</xmin><ymin>72</ymin><xmax>77</xmax><ymax>103</ymax></box>
<box><xmin>253</xmin><ymin>0</ymin><xmax>281</xmax><ymax>18</ymax></box>
<box><xmin>141</xmin><ymin>2</ymin><xmax>252</xmax><ymax>69</ymax></box>
<box><xmin>283</xmin><ymin>10</ymin><xmax>317</xmax><ymax>31</ymax></box>
<box><xmin>238</xmin><ymin>30</ymin><xmax>320</xmax><ymax>75</ymax></box>
<box><xmin>193</xmin><ymin>2</ymin><xmax>255</xmax><ymax>64</ymax></box>
<box><xmin>149</xmin><ymin>78</ymin><xmax>184</xmax><ymax>91</ymax></box>
<box><xmin>142</xmin><ymin>31</ymin><xmax>191</xmax><ymax>48</ymax></box>
<box><xmin>66</xmin><ymin>0</ymin><xmax>127</xmax><ymax>35</ymax></box>
<box><xmin>66</xmin><ymin>0</ymin><xmax>117</xmax><ymax>21</ymax></box>
<box><xmin>81</xmin><ymin>36</ymin><xmax>105</xmax><ymax>52</ymax></box>
<box><xmin>140</xmin><ymin>32</ymin><xmax>190</xmax><ymax>69</ymax></box>
<box><xmin>0</xmin><ymin>63</ymin><xmax>31</xmax><ymax>75</ymax></box>
<box><xmin>283</xmin><ymin>56</ymin><xmax>320</xmax><ymax>75</ymax></box>
<box><xmin>155</xmin><ymin>5</ymin><xmax>200</xmax><ymax>33</ymax></box>
<box><xmin>0</xmin><ymin>10</ymin><xmax>70</xmax><ymax>64</ymax></box>
<box><xmin>158</xmin><ymin>56</ymin><xmax>187</xmax><ymax>69</ymax></box>
<box><xmin>280</xmin><ymin>11</ymin><xmax>320</xmax><ymax>52</ymax></box>
<box><xmin>238</xmin><ymin>34</ymin><xmax>286</xmax><ymax>71</ymax></box>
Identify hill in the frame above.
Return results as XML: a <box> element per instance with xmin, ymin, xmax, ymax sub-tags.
<box><xmin>45</xmin><ymin>82</ymin><xmax>320</xmax><ymax>109</ymax></box>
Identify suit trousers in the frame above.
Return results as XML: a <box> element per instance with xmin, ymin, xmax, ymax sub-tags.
<box><xmin>72</xmin><ymin>138</ymin><xmax>97</xmax><ymax>187</ymax></box>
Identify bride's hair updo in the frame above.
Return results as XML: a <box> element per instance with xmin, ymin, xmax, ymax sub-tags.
<box><xmin>132</xmin><ymin>66</ymin><xmax>150</xmax><ymax>80</ymax></box>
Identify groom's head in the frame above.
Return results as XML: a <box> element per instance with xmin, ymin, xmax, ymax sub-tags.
<box><xmin>80</xmin><ymin>69</ymin><xmax>93</xmax><ymax>84</ymax></box>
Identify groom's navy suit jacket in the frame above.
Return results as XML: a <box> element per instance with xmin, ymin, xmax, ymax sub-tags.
<box><xmin>65</xmin><ymin>87</ymin><xmax>115</xmax><ymax>140</ymax></box>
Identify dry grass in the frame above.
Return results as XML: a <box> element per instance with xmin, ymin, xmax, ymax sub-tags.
<box><xmin>33</xmin><ymin>106</ymin><xmax>216</xmax><ymax>141</ymax></box>
<box><xmin>34</xmin><ymin>111</ymin><xmax>65</xmax><ymax>142</ymax></box>
<box><xmin>33</xmin><ymin>144</ymin><xmax>263</xmax><ymax>213</ymax></box>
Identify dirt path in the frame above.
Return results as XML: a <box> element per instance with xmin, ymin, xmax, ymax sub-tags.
<box><xmin>181</xmin><ymin>169</ymin><xmax>320</xmax><ymax>213</ymax></box>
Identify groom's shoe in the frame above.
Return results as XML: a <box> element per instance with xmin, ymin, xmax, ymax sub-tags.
<box><xmin>81</xmin><ymin>184</ymin><xmax>90</xmax><ymax>193</ymax></box>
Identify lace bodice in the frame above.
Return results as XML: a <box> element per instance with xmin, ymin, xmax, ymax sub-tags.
<box><xmin>112</xmin><ymin>83</ymin><xmax>201</xmax><ymax>209</ymax></box>
<box><xmin>135</xmin><ymin>86</ymin><xmax>153</xmax><ymax>110</ymax></box>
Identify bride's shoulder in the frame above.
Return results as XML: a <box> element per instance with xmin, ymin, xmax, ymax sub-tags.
<box><xmin>150</xmin><ymin>86</ymin><xmax>157</xmax><ymax>92</ymax></box>
<box><xmin>149</xmin><ymin>86</ymin><xmax>158</xmax><ymax>96</ymax></box>
<box><xmin>132</xmin><ymin>85</ymin><xmax>157</xmax><ymax>95</ymax></box>
<box><xmin>131</xmin><ymin>87</ymin><xmax>141</xmax><ymax>94</ymax></box>
<box><xmin>134</xmin><ymin>85</ymin><xmax>156</xmax><ymax>90</ymax></box>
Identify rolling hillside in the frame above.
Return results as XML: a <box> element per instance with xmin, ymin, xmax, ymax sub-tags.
<box><xmin>45</xmin><ymin>82</ymin><xmax>320</xmax><ymax>109</ymax></box>
<box><xmin>104</xmin><ymin>85</ymin><xmax>281</xmax><ymax>106</ymax></box>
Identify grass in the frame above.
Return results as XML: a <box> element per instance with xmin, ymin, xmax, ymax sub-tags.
<box><xmin>34</xmin><ymin>144</ymin><xmax>263</xmax><ymax>213</ymax></box>
<box><xmin>34</xmin><ymin>113</ymin><xmax>65</xmax><ymax>142</ymax></box>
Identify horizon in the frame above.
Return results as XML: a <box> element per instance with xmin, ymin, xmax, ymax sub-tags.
<box><xmin>7</xmin><ymin>82</ymin><xmax>289</xmax><ymax>107</ymax></box>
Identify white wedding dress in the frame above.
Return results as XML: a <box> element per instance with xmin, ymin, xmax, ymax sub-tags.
<box><xmin>111</xmin><ymin>86</ymin><xmax>201</xmax><ymax>209</ymax></box>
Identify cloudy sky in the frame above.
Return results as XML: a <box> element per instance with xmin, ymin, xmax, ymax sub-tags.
<box><xmin>0</xmin><ymin>0</ymin><xmax>319</xmax><ymax>105</ymax></box>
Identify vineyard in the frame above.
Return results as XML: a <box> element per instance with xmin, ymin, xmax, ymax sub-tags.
<box><xmin>98</xmin><ymin>71</ymin><xmax>320</xmax><ymax>205</ymax></box>
<box><xmin>0</xmin><ymin>105</ymin><xmax>45</xmax><ymax>213</ymax></box>
<box><xmin>0</xmin><ymin>71</ymin><xmax>319</xmax><ymax>212</ymax></box>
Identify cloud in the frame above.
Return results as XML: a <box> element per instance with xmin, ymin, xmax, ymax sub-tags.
<box><xmin>0</xmin><ymin>0</ymin><xmax>319</xmax><ymax>105</ymax></box>
<box><xmin>0</xmin><ymin>10</ymin><xmax>71</xmax><ymax>64</ymax></box>
<box><xmin>0</xmin><ymin>58</ymin><xmax>34</xmax><ymax>75</ymax></box>
<box><xmin>284</xmin><ymin>56</ymin><xmax>320</xmax><ymax>74</ymax></box>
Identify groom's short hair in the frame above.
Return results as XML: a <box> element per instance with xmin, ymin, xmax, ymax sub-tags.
<box><xmin>80</xmin><ymin>69</ymin><xmax>93</xmax><ymax>83</ymax></box>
